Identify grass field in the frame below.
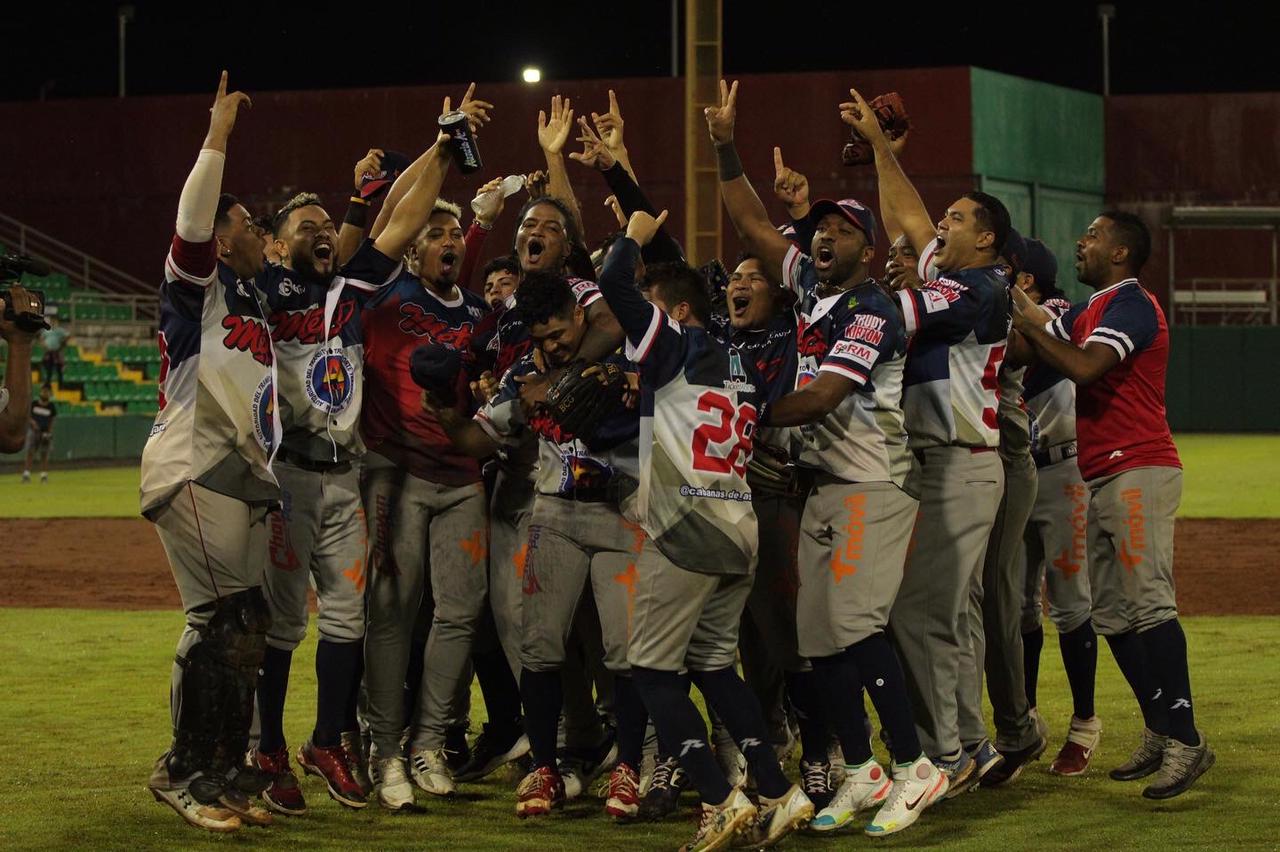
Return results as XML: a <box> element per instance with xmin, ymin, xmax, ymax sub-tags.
<box><xmin>2</xmin><ymin>434</ymin><xmax>1278</xmax><ymax>520</ymax></box>
<box><xmin>0</xmin><ymin>610</ymin><xmax>1276</xmax><ymax>850</ymax></box>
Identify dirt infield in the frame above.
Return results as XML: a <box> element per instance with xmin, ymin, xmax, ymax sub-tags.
<box><xmin>1</xmin><ymin>517</ymin><xmax>1277</xmax><ymax>615</ymax></box>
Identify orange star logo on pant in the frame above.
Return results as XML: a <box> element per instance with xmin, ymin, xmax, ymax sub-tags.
<box><xmin>614</xmin><ymin>562</ymin><xmax>639</xmax><ymax>626</ymax></box>
<box><xmin>460</xmin><ymin>530</ymin><xmax>487</xmax><ymax>566</ymax></box>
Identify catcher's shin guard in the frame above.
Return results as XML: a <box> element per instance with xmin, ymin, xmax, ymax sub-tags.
<box><xmin>206</xmin><ymin>588</ymin><xmax>273</xmax><ymax>781</ymax></box>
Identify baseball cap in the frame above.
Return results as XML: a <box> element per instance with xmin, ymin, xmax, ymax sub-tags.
<box><xmin>1002</xmin><ymin>227</ymin><xmax>1028</xmax><ymax>273</ymax></box>
<box><xmin>807</xmin><ymin>198</ymin><xmax>877</xmax><ymax>242</ymax></box>
<box><xmin>1021</xmin><ymin>238</ymin><xmax>1058</xmax><ymax>287</ymax></box>
<box><xmin>358</xmin><ymin>150</ymin><xmax>413</xmax><ymax>200</ymax></box>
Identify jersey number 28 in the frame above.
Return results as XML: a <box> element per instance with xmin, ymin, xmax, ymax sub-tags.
<box><xmin>691</xmin><ymin>390</ymin><xmax>757</xmax><ymax>478</ymax></box>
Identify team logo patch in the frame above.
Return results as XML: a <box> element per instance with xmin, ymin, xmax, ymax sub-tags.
<box><xmin>252</xmin><ymin>374</ymin><xmax>276</xmax><ymax>451</ymax></box>
<box><xmin>305</xmin><ymin>349</ymin><xmax>356</xmax><ymax>414</ymax></box>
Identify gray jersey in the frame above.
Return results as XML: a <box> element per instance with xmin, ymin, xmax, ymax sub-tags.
<box><xmin>1023</xmin><ymin>299</ymin><xmax>1077</xmax><ymax>451</ymax></box>
<box><xmin>996</xmin><ymin>364</ymin><xmax>1032</xmax><ymax>461</ymax></box>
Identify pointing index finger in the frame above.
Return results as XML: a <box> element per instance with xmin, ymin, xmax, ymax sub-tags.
<box><xmin>773</xmin><ymin>146</ymin><xmax>785</xmax><ymax>175</ymax></box>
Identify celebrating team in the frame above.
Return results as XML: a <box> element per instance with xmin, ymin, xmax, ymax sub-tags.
<box><xmin>140</xmin><ymin>72</ymin><xmax>1212</xmax><ymax>849</ymax></box>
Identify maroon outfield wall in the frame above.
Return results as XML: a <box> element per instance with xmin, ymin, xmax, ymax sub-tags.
<box><xmin>0</xmin><ymin>68</ymin><xmax>973</xmax><ymax>282</ymax></box>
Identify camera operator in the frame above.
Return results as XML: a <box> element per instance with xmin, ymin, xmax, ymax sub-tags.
<box><xmin>1</xmin><ymin>286</ymin><xmax>43</xmax><ymax>452</ymax></box>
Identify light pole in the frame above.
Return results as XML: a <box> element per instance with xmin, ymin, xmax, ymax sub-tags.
<box><xmin>118</xmin><ymin>5</ymin><xmax>135</xmax><ymax>98</ymax></box>
<box><xmin>1098</xmin><ymin>4</ymin><xmax>1116</xmax><ymax>97</ymax></box>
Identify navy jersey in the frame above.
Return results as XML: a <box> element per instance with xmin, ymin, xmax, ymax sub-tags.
<box><xmin>262</xmin><ymin>240</ymin><xmax>401</xmax><ymax>463</ymax></box>
<box><xmin>598</xmin><ymin>238</ymin><xmax>764</xmax><ymax>576</ymax></box>
<box><xmin>30</xmin><ymin>399</ymin><xmax>57</xmax><ymax>433</ymax></box>
<box><xmin>724</xmin><ymin>309</ymin><xmax>798</xmax><ymax>451</ymax></box>
<box><xmin>360</xmin><ymin>273</ymin><xmax>492</xmax><ymax>485</ymax></box>
<box><xmin>896</xmin><ymin>237</ymin><xmax>1011</xmax><ymax>449</ymax></box>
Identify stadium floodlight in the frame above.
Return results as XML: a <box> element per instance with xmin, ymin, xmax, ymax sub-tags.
<box><xmin>522</xmin><ymin>67</ymin><xmax>542</xmax><ymax>84</ymax></box>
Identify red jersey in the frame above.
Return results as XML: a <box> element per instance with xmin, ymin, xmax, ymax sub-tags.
<box><xmin>1045</xmin><ymin>278</ymin><xmax>1180</xmax><ymax>481</ymax></box>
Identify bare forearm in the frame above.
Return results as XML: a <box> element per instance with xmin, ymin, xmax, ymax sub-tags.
<box><xmin>1019</xmin><ymin>323</ymin><xmax>1111</xmax><ymax>385</ymax></box>
<box><xmin>544</xmin><ymin>150</ymin><xmax>585</xmax><ymax>240</ymax></box>
<box><xmin>437</xmin><ymin>411</ymin><xmax>500</xmax><ymax>458</ymax></box>
<box><xmin>719</xmin><ymin>170</ymin><xmax>791</xmax><ymax>278</ymax></box>
<box><xmin>371</xmin><ymin>144</ymin><xmax>437</xmax><ymax>240</ymax></box>
<box><xmin>765</xmin><ymin>382</ymin><xmax>841</xmax><ymax>427</ymax></box>
<box><xmin>871</xmin><ymin>138</ymin><xmax>933</xmax><ymax>254</ymax></box>
<box><xmin>577</xmin><ymin>302</ymin><xmax>626</xmax><ymax>362</ymax></box>
<box><xmin>374</xmin><ymin>146</ymin><xmax>450</xmax><ymax>258</ymax></box>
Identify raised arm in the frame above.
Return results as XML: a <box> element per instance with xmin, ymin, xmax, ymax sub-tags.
<box><xmin>591</xmin><ymin>89</ymin><xmax>636</xmax><ymax>182</ymax></box>
<box><xmin>336</xmin><ymin>148</ymin><xmax>384</xmax><ymax>265</ymax></box>
<box><xmin>706</xmin><ymin>80</ymin><xmax>794</xmax><ymax>281</ymax></box>
<box><xmin>538</xmin><ymin>95</ymin><xmax>586</xmax><ymax>243</ymax></box>
<box><xmin>371</xmin><ymin>84</ymin><xmax>492</xmax><ymax>240</ymax></box>
<box><xmin>597</xmin><ymin>211</ymin><xmax>671</xmax><ymax>347</ymax></box>
<box><xmin>840</xmin><ymin>88</ymin><xmax>933</xmax><ymax>255</ymax></box>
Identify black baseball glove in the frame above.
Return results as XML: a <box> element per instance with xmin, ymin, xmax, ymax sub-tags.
<box><xmin>410</xmin><ymin>343</ymin><xmax>462</xmax><ymax>408</ymax></box>
<box><xmin>543</xmin><ymin>360</ymin><xmax>629</xmax><ymax>442</ymax></box>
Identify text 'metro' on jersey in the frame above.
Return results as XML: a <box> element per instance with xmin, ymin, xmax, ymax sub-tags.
<box><xmin>598</xmin><ymin>238</ymin><xmax>764</xmax><ymax>576</ymax></box>
<box><xmin>1045</xmin><ymin>278</ymin><xmax>1180</xmax><ymax>480</ymax></box>
<box><xmin>897</xmin><ymin>237</ymin><xmax>1011</xmax><ymax>449</ymax></box>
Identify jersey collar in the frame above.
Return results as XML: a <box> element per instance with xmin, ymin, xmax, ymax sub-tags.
<box><xmin>1087</xmin><ymin>277</ymin><xmax>1139</xmax><ymax>304</ymax></box>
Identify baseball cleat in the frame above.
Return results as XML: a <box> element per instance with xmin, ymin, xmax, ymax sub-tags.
<box><xmin>559</xmin><ymin>736</ymin><xmax>617</xmax><ymax>800</ymax></box>
<box><xmin>740</xmin><ymin>784</ymin><xmax>814</xmax><ymax>848</ymax></box>
<box><xmin>1110</xmin><ymin>728</ymin><xmax>1166</xmax><ymax>781</ymax></box>
<box><xmin>341</xmin><ymin>730</ymin><xmax>372</xmax><ymax>795</ymax></box>
<box><xmin>408</xmin><ymin>747</ymin><xmax>456</xmax><ymax>797</ymax></box>
<box><xmin>810</xmin><ymin>759</ymin><xmax>892</xmax><ymax>833</ymax></box>
<box><xmin>933</xmin><ymin>749</ymin><xmax>977</xmax><ymax>798</ymax></box>
<box><xmin>604</xmin><ymin>762</ymin><xmax>641</xmax><ymax>820</ymax></box>
<box><xmin>298</xmin><ymin>740</ymin><xmax>368</xmax><ymax>808</ymax></box>
<box><xmin>678</xmin><ymin>789</ymin><xmax>756</xmax><ymax>852</ymax></box>
<box><xmin>865</xmin><ymin>755</ymin><xmax>948</xmax><ymax>837</ymax></box>
<box><xmin>454</xmin><ymin>725</ymin><xmax>530</xmax><ymax>783</ymax></box>
<box><xmin>981</xmin><ymin>732</ymin><xmax>1048</xmax><ymax>787</ymax></box>
<box><xmin>444</xmin><ymin>724</ymin><xmax>472</xmax><ymax>774</ymax></box>
<box><xmin>148</xmin><ymin>756</ymin><xmax>242</xmax><ymax>833</ymax></box>
<box><xmin>217</xmin><ymin>785</ymin><xmax>273</xmax><ymax>827</ymax></box>
<box><xmin>1143</xmin><ymin>733</ymin><xmax>1214</xmax><ymax>800</ymax></box>
<box><xmin>1050</xmin><ymin>716</ymin><xmax>1102</xmax><ymax>777</ymax></box>
<box><xmin>799</xmin><ymin>759</ymin><xmax>835</xmax><ymax>811</ymax></box>
<box><xmin>515</xmin><ymin>766</ymin><xmax>565</xmax><ymax>818</ymax></box>
<box><xmin>250</xmin><ymin>746</ymin><xmax>307</xmax><ymax>816</ymax></box>
<box><xmin>965</xmin><ymin>738</ymin><xmax>1006</xmax><ymax>780</ymax></box>
<box><xmin>637</xmin><ymin>756</ymin><xmax>688</xmax><ymax>821</ymax></box>
<box><xmin>371</xmin><ymin>756</ymin><xmax>417</xmax><ymax>811</ymax></box>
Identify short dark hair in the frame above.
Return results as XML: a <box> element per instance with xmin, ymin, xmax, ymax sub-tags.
<box><xmin>514</xmin><ymin>196</ymin><xmax>584</xmax><ymax>254</ymax></box>
<box><xmin>481</xmin><ymin>256</ymin><xmax>520</xmax><ymax>283</ymax></box>
<box><xmin>515</xmin><ymin>270</ymin><xmax>576</xmax><ymax>327</ymax></box>
<box><xmin>215</xmin><ymin>193</ymin><xmax>241</xmax><ymax>230</ymax></box>
<box><xmin>646</xmin><ymin>262</ymin><xmax>712</xmax><ymax>325</ymax></box>
<box><xmin>272</xmin><ymin>191</ymin><xmax>324</xmax><ymax>236</ymax></box>
<box><xmin>963</xmin><ymin>191</ymin><xmax>1011</xmax><ymax>256</ymax></box>
<box><xmin>1100</xmin><ymin>209</ymin><xmax>1152</xmax><ymax>273</ymax></box>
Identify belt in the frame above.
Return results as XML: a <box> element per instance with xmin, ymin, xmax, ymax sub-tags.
<box><xmin>275</xmin><ymin>449</ymin><xmax>351</xmax><ymax>474</ymax></box>
<box><xmin>1032</xmin><ymin>441</ymin><xmax>1078</xmax><ymax>469</ymax></box>
<box><xmin>912</xmin><ymin>445</ymin><xmax>997</xmax><ymax>466</ymax></box>
<box><xmin>552</xmin><ymin>473</ymin><xmax>638</xmax><ymax>505</ymax></box>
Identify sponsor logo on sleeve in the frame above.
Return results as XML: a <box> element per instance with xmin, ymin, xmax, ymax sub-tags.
<box><xmin>829</xmin><ymin>339</ymin><xmax>877</xmax><ymax>369</ymax></box>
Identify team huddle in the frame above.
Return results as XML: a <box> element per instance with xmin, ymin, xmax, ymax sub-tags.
<box><xmin>140</xmin><ymin>72</ymin><xmax>1213</xmax><ymax>850</ymax></box>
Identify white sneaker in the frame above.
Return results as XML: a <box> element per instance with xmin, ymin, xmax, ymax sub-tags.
<box><xmin>811</xmin><ymin>759</ymin><xmax>893</xmax><ymax>832</ymax></box>
<box><xmin>371</xmin><ymin>756</ymin><xmax>416</xmax><ymax>810</ymax></box>
<box><xmin>745</xmin><ymin>784</ymin><xmax>814</xmax><ymax>847</ymax></box>
<box><xmin>40</xmin><ymin>472</ymin><xmax>48</xmax><ymax>483</ymax></box>
<box><xmin>865</xmin><ymin>755</ymin><xmax>948</xmax><ymax>837</ymax></box>
<box><xmin>561</xmin><ymin>739</ymin><xmax>617</xmax><ymax>800</ymax></box>
<box><xmin>409</xmin><ymin>747</ymin><xmax>456</xmax><ymax>796</ymax></box>
<box><xmin>679</xmin><ymin>789</ymin><xmax>757</xmax><ymax>852</ymax></box>
<box><xmin>21</xmin><ymin>471</ymin><xmax>30</xmax><ymax>483</ymax></box>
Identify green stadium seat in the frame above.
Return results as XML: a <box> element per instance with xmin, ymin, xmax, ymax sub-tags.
<box><xmin>63</xmin><ymin>345</ymin><xmax>79</xmax><ymax>360</ymax></box>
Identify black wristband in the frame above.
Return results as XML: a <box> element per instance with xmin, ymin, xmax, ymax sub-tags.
<box><xmin>343</xmin><ymin>199</ymin><xmax>369</xmax><ymax>228</ymax></box>
<box><xmin>715</xmin><ymin>142</ymin><xmax>743</xmax><ymax>181</ymax></box>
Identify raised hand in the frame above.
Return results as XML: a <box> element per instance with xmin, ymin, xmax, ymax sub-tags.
<box><xmin>604</xmin><ymin>194</ymin><xmax>626</xmax><ymax>228</ymax></box>
<box><xmin>537</xmin><ymin>95</ymin><xmax>575</xmax><ymax>154</ymax></box>
<box><xmin>441</xmin><ymin>82</ymin><xmax>493</xmax><ymax>141</ymax></box>
<box><xmin>626</xmin><ymin>209</ymin><xmax>669</xmax><ymax>247</ymax></box>
<box><xmin>1010</xmin><ymin>283</ymin><xmax>1051</xmax><ymax>331</ymax></box>
<box><xmin>838</xmin><ymin>86</ymin><xmax>887</xmax><ymax>147</ymax></box>
<box><xmin>703</xmin><ymin>79</ymin><xmax>738</xmax><ymax>144</ymax></box>
<box><xmin>591</xmin><ymin>89</ymin><xmax>625</xmax><ymax>153</ymax></box>
<box><xmin>568</xmin><ymin>116</ymin><xmax>616</xmax><ymax>171</ymax></box>
<box><xmin>525</xmin><ymin>170</ymin><xmax>549</xmax><ymax>199</ymax></box>
<box><xmin>471</xmin><ymin>176</ymin><xmax>506</xmax><ymax>227</ymax></box>
<box><xmin>772</xmin><ymin>147</ymin><xmax>810</xmax><ymax>214</ymax></box>
<box><xmin>207</xmin><ymin>70</ymin><xmax>252</xmax><ymax>144</ymax></box>
<box><xmin>353</xmin><ymin>148</ymin><xmax>385</xmax><ymax>191</ymax></box>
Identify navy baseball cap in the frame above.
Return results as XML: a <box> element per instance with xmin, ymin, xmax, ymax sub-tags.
<box><xmin>1022</xmin><ymin>238</ymin><xmax>1058</xmax><ymax>286</ymax></box>
<box><xmin>807</xmin><ymin>198</ymin><xmax>877</xmax><ymax>242</ymax></box>
<box><xmin>358</xmin><ymin>150</ymin><xmax>413</xmax><ymax>200</ymax></box>
<box><xmin>1002</xmin><ymin>227</ymin><xmax>1028</xmax><ymax>272</ymax></box>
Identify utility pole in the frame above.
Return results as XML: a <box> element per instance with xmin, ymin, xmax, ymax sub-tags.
<box><xmin>1098</xmin><ymin>4</ymin><xmax>1116</xmax><ymax>97</ymax></box>
<box><xmin>118</xmin><ymin>5</ymin><xmax>135</xmax><ymax>98</ymax></box>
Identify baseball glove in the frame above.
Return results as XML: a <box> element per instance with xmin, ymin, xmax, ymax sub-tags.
<box><xmin>543</xmin><ymin>360</ymin><xmax>629</xmax><ymax>442</ymax></box>
<box><xmin>745</xmin><ymin>441</ymin><xmax>797</xmax><ymax>497</ymax></box>
<box><xmin>410</xmin><ymin>343</ymin><xmax>462</xmax><ymax>408</ymax></box>
<box><xmin>841</xmin><ymin>92</ymin><xmax>911</xmax><ymax>166</ymax></box>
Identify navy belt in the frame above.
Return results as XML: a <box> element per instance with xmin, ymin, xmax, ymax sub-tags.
<box><xmin>1032</xmin><ymin>441</ymin><xmax>1078</xmax><ymax>469</ymax></box>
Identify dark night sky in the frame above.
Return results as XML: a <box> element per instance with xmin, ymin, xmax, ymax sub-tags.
<box><xmin>1</xmin><ymin>1</ymin><xmax>1275</xmax><ymax>101</ymax></box>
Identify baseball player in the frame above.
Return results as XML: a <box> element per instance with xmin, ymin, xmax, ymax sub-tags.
<box><xmin>1011</xmin><ymin>211</ymin><xmax>1213</xmax><ymax>799</ymax></box>
<box><xmin>142</xmin><ymin>72</ymin><xmax>278</xmax><ymax>833</ymax></box>
<box><xmin>601</xmin><ymin>204</ymin><xmax>814</xmax><ymax>850</ymax></box>
<box><xmin>708</xmin><ymin>84</ymin><xmax>948</xmax><ymax>833</ymax></box>
<box><xmin>248</xmin><ymin>98</ymin><xmax>476</xmax><ymax>816</ymax></box>
<box><xmin>22</xmin><ymin>383</ymin><xmax>56</xmax><ymax>483</ymax></box>
<box><xmin>1015</xmin><ymin>239</ymin><xmax>1104</xmax><ymax>777</ymax></box>
<box><xmin>423</xmin><ymin>270</ymin><xmax>648</xmax><ymax>821</ymax></box>
<box><xmin>843</xmin><ymin>88</ymin><xmax>1018</xmax><ymax>794</ymax></box>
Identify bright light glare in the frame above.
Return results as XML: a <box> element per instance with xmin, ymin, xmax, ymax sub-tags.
<box><xmin>522</xmin><ymin>67</ymin><xmax>542</xmax><ymax>84</ymax></box>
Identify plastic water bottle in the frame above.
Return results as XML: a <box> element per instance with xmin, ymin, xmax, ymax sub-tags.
<box><xmin>471</xmin><ymin>174</ymin><xmax>527</xmax><ymax>216</ymax></box>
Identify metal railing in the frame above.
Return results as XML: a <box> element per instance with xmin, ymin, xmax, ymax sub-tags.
<box><xmin>1171</xmin><ymin>277</ymin><xmax>1277</xmax><ymax>326</ymax></box>
<box><xmin>0</xmin><ymin>210</ymin><xmax>152</xmax><ymax>296</ymax></box>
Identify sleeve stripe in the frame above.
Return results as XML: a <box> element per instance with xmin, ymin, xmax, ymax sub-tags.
<box><xmin>630</xmin><ymin>303</ymin><xmax>663</xmax><ymax>363</ymax></box>
<box><xmin>1091</xmin><ymin>326</ymin><xmax>1135</xmax><ymax>353</ymax></box>
<box><xmin>818</xmin><ymin>362</ymin><xmax>868</xmax><ymax>385</ymax></box>
<box><xmin>164</xmin><ymin>252</ymin><xmax>217</xmax><ymax>287</ymax></box>
<box><xmin>1085</xmin><ymin>335</ymin><xmax>1129</xmax><ymax>360</ymax></box>
<box><xmin>897</xmin><ymin>289</ymin><xmax>919</xmax><ymax>336</ymax></box>
<box><xmin>578</xmin><ymin>290</ymin><xmax>603</xmax><ymax>308</ymax></box>
<box><xmin>473</xmin><ymin>410</ymin><xmax>503</xmax><ymax>443</ymax></box>
<box><xmin>1048</xmin><ymin>316</ymin><xmax>1070</xmax><ymax>341</ymax></box>
<box><xmin>783</xmin><ymin>245</ymin><xmax>801</xmax><ymax>293</ymax></box>
<box><xmin>918</xmin><ymin>242</ymin><xmax>937</xmax><ymax>280</ymax></box>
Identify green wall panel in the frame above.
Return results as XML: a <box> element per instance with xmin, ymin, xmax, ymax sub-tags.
<box><xmin>1035</xmin><ymin>188</ymin><xmax>1106</xmax><ymax>303</ymax></box>
<box><xmin>970</xmin><ymin>68</ymin><xmax>1105</xmax><ymax>194</ymax></box>
<box><xmin>115</xmin><ymin>415</ymin><xmax>154</xmax><ymax>457</ymax></box>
